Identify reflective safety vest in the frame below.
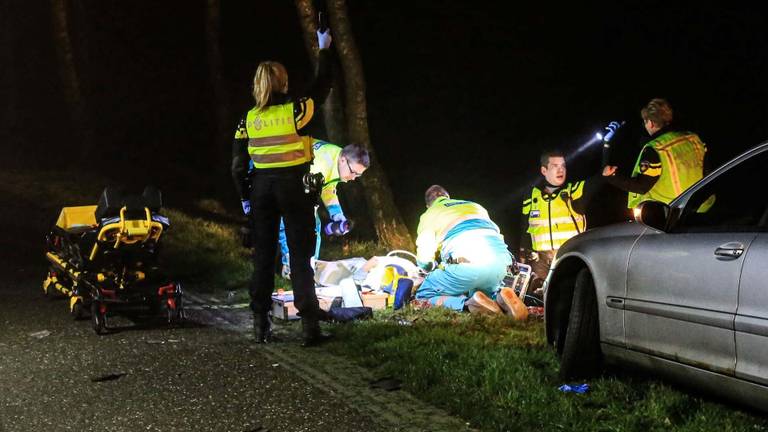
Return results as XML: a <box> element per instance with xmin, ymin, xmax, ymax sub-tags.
<box><xmin>523</xmin><ymin>181</ymin><xmax>586</xmax><ymax>252</ymax></box>
<box><xmin>310</xmin><ymin>140</ymin><xmax>343</xmax><ymax>215</ymax></box>
<box><xmin>627</xmin><ymin>131</ymin><xmax>706</xmax><ymax>208</ymax></box>
<box><xmin>415</xmin><ymin>197</ymin><xmax>502</xmax><ymax>265</ymax></box>
<box><xmin>245</xmin><ymin>102</ymin><xmax>312</xmax><ymax>169</ymax></box>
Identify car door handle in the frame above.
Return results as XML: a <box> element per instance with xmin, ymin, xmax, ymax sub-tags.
<box><xmin>714</xmin><ymin>242</ymin><xmax>744</xmax><ymax>258</ymax></box>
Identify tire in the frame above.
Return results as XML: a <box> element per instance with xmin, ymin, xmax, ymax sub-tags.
<box><xmin>166</xmin><ymin>294</ymin><xmax>185</xmax><ymax>324</ymax></box>
<box><xmin>558</xmin><ymin>268</ymin><xmax>602</xmax><ymax>380</ymax></box>
<box><xmin>91</xmin><ymin>302</ymin><xmax>107</xmax><ymax>335</ymax></box>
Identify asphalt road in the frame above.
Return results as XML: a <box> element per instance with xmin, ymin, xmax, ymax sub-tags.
<box><xmin>0</xmin><ymin>188</ymin><xmax>472</xmax><ymax>432</ymax></box>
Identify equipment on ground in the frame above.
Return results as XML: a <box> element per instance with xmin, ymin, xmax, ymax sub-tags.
<box><xmin>43</xmin><ymin>187</ymin><xmax>184</xmax><ymax>334</ymax></box>
<box><xmin>504</xmin><ymin>255</ymin><xmax>533</xmax><ymax>304</ymax></box>
<box><xmin>379</xmin><ymin>250</ymin><xmax>419</xmax><ymax>309</ymax></box>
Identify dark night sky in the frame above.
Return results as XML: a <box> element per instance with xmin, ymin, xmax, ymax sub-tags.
<box><xmin>2</xmin><ymin>1</ymin><xmax>767</xmax><ymax>250</ymax></box>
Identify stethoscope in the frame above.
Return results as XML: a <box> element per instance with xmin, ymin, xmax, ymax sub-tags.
<box><xmin>537</xmin><ymin>188</ymin><xmax>583</xmax><ymax>234</ymax></box>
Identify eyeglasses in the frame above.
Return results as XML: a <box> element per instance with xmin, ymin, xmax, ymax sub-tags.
<box><xmin>345</xmin><ymin>158</ymin><xmax>362</xmax><ymax>177</ymax></box>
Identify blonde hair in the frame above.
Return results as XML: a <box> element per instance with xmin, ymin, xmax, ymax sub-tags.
<box><xmin>252</xmin><ymin>61</ymin><xmax>288</xmax><ymax>111</ymax></box>
<box><xmin>641</xmin><ymin>98</ymin><xmax>674</xmax><ymax>128</ymax></box>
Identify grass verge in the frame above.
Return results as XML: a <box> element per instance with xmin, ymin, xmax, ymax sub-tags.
<box><xmin>325</xmin><ymin>308</ymin><xmax>768</xmax><ymax>431</ymax></box>
<box><xmin>5</xmin><ymin>169</ymin><xmax>766</xmax><ymax>431</ymax></box>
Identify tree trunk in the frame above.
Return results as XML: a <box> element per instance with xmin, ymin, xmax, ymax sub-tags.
<box><xmin>50</xmin><ymin>0</ymin><xmax>90</xmax><ymax>152</ymax></box>
<box><xmin>205</xmin><ymin>0</ymin><xmax>233</xmax><ymax>194</ymax></box>
<box><xmin>325</xmin><ymin>0</ymin><xmax>414</xmax><ymax>251</ymax></box>
<box><xmin>294</xmin><ymin>0</ymin><xmax>347</xmax><ymax>144</ymax></box>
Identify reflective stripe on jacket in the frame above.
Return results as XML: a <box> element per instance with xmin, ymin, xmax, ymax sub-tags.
<box><xmin>628</xmin><ymin>131</ymin><xmax>706</xmax><ymax>208</ymax></box>
<box><xmin>522</xmin><ymin>181</ymin><xmax>586</xmax><ymax>252</ymax></box>
<box><xmin>416</xmin><ymin>197</ymin><xmax>503</xmax><ymax>265</ymax></box>
<box><xmin>246</xmin><ymin>102</ymin><xmax>312</xmax><ymax>169</ymax></box>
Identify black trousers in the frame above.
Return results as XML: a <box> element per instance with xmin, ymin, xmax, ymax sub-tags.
<box><xmin>248</xmin><ymin>164</ymin><xmax>320</xmax><ymax>319</ymax></box>
<box><xmin>528</xmin><ymin>250</ymin><xmax>556</xmax><ymax>291</ymax></box>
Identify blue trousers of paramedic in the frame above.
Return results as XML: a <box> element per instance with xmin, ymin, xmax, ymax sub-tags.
<box><xmin>415</xmin><ymin>236</ymin><xmax>510</xmax><ymax>311</ymax></box>
<box><xmin>279</xmin><ymin>209</ymin><xmax>321</xmax><ymax>270</ymax></box>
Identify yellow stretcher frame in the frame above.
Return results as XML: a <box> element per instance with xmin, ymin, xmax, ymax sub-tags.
<box><xmin>89</xmin><ymin>207</ymin><xmax>164</xmax><ymax>261</ymax></box>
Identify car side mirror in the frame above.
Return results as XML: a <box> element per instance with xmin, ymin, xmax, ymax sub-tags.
<box><xmin>633</xmin><ymin>200</ymin><xmax>669</xmax><ymax>231</ymax></box>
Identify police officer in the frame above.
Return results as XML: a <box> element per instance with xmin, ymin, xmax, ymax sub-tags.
<box><xmin>278</xmin><ymin>139</ymin><xmax>370</xmax><ymax>279</ymax></box>
<box><xmin>520</xmin><ymin>150</ymin><xmax>587</xmax><ymax>294</ymax></box>
<box><xmin>602</xmin><ymin>98</ymin><xmax>707</xmax><ymax>209</ymax></box>
<box><xmin>231</xmin><ymin>29</ymin><xmax>332</xmax><ymax>346</ymax></box>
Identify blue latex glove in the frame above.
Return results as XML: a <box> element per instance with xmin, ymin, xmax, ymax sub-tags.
<box><xmin>558</xmin><ymin>383</ymin><xmax>590</xmax><ymax>394</ymax></box>
<box><xmin>241</xmin><ymin>199</ymin><xmax>251</xmax><ymax>216</ymax></box>
<box><xmin>338</xmin><ymin>220</ymin><xmax>350</xmax><ymax>235</ymax></box>
<box><xmin>330</xmin><ymin>212</ymin><xmax>346</xmax><ymax>223</ymax></box>
<box><xmin>323</xmin><ymin>220</ymin><xmax>350</xmax><ymax>236</ymax></box>
<box><xmin>317</xmin><ymin>29</ymin><xmax>332</xmax><ymax>49</ymax></box>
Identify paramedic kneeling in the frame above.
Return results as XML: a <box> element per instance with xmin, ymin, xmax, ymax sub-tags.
<box><xmin>413</xmin><ymin>185</ymin><xmax>512</xmax><ymax>314</ymax></box>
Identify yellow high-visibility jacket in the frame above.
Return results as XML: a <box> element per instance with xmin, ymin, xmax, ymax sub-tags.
<box><xmin>522</xmin><ymin>181</ymin><xmax>586</xmax><ymax>252</ymax></box>
<box><xmin>628</xmin><ymin>131</ymin><xmax>706</xmax><ymax>208</ymax></box>
<box><xmin>310</xmin><ymin>140</ymin><xmax>343</xmax><ymax>217</ymax></box>
<box><xmin>416</xmin><ymin>196</ymin><xmax>502</xmax><ymax>265</ymax></box>
<box><xmin>243</xmin><ymin>102</ymin><xmax>313</xmax><ymax>169</ymax></box>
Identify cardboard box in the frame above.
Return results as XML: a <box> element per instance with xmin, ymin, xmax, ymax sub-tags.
<box><xmin>271</xmin><ymin>292</ymin><xmax>299</xmax><ymax>320</ymax></box>
<box><xmin>361</xmin><ymin>291</ymin><xmax>389</xmax><ymax>310</ymax></box>
<box><xmin>270</xmin><ymin>291</ymin><xmax>337</xmax><ymax>320</ymax></box>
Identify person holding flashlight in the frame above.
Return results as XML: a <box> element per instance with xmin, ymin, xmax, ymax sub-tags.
<box><xmin>602</xmin><ymin>98</ymin><xmax>708</xmax><ymax>210</ymax></box>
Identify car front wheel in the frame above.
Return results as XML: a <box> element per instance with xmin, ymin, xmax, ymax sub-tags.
<box><xmin>559</xmin><ymin>268</ymin><xmax>602</xmax><ymax>380</ymax></box>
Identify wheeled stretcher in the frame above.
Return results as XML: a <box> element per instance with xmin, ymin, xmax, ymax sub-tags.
<box><xmin>43</xmin><ymin>187</ymin><xmax>184</xmax><ymax>334</ymax></box>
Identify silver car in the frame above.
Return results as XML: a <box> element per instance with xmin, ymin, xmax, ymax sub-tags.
<box><xmin>544</xmin><ymin>141</ymin><xmax>768</xmax><ymax>412</ymax></box>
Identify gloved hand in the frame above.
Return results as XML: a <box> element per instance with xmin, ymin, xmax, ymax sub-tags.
<box><xmin>324</xmin><ymin>220</ymin><xmax>350</xmax><ymax>236</ymax></box>
<box><xmin>317</xmin><ymin>29</ymin><xmax>332</xmax><ymax>50</ymax></box>
<box><xmin>324</xmin><ymin>213</ymin><xmax>349</xmax><ymax>236</ymax></box>
<box><xmin>241</xmin><ymin>199</ymin><xmax>251</xmax><ymax>216</ymax></box>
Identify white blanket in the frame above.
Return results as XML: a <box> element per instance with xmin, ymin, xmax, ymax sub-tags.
<box><xmin>313</xmin><ymin>255</ymin><xmax>420</xmax><ymax>307</ymax></box>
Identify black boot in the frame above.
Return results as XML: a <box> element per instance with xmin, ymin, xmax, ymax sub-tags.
<box><xmin>301</xmin><ymin>316</ymin><xmax>332</xmax><ymax>347</ymax></box>
<box><xmin>253</xmin><ymin>312</ymin><xmax>273</xmax><ymax>344</ymax></box>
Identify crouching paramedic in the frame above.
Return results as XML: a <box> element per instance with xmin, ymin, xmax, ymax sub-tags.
<box><xmin>278</xmin><ymin>139</ymin><xmax>370</xmax><ymax>278</ymax></box>
<box><xmin>414</xmin><ymin>185</ymin><xmax>514</xmax><ymax>314</ymax></box>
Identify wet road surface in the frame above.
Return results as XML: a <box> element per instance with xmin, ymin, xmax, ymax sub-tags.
<box><xmin>0</xmin><ymin>255</ymin><xmax>472</xmax><ymax>432</ymax></box>
<box><xmin>0</xmin><ymin>183</ymin><xmax>472</xmax><ymax>432</ymax></box>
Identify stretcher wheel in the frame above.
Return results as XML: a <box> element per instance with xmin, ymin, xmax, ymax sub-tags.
<box><xmin>71</xmin><ymin>301</ymin><xmax>85</xmax><ymax>320</ymax></box>
<box><xmin>44</xmin><ymin>281</ymin><xmax>54</xmax><ymax>298</ymax></box>
<box><xmin>166</xmin><ymin>283</ymin><xmax>185</xmax><ymax>324</ymax></box>
<box><xmin>44</xmin><ymin>269</ymin><xmax>57</xmax><ymax>298</ymax></box>
<box><xmin>91</xmin><ymin>302</ymin><xmax>107</xmax><ymax>335</ymax></box>
<box><xmin>167</xmin><ymin>297</ymin><xmax>185</xmax><ymax>324</ymax></box>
